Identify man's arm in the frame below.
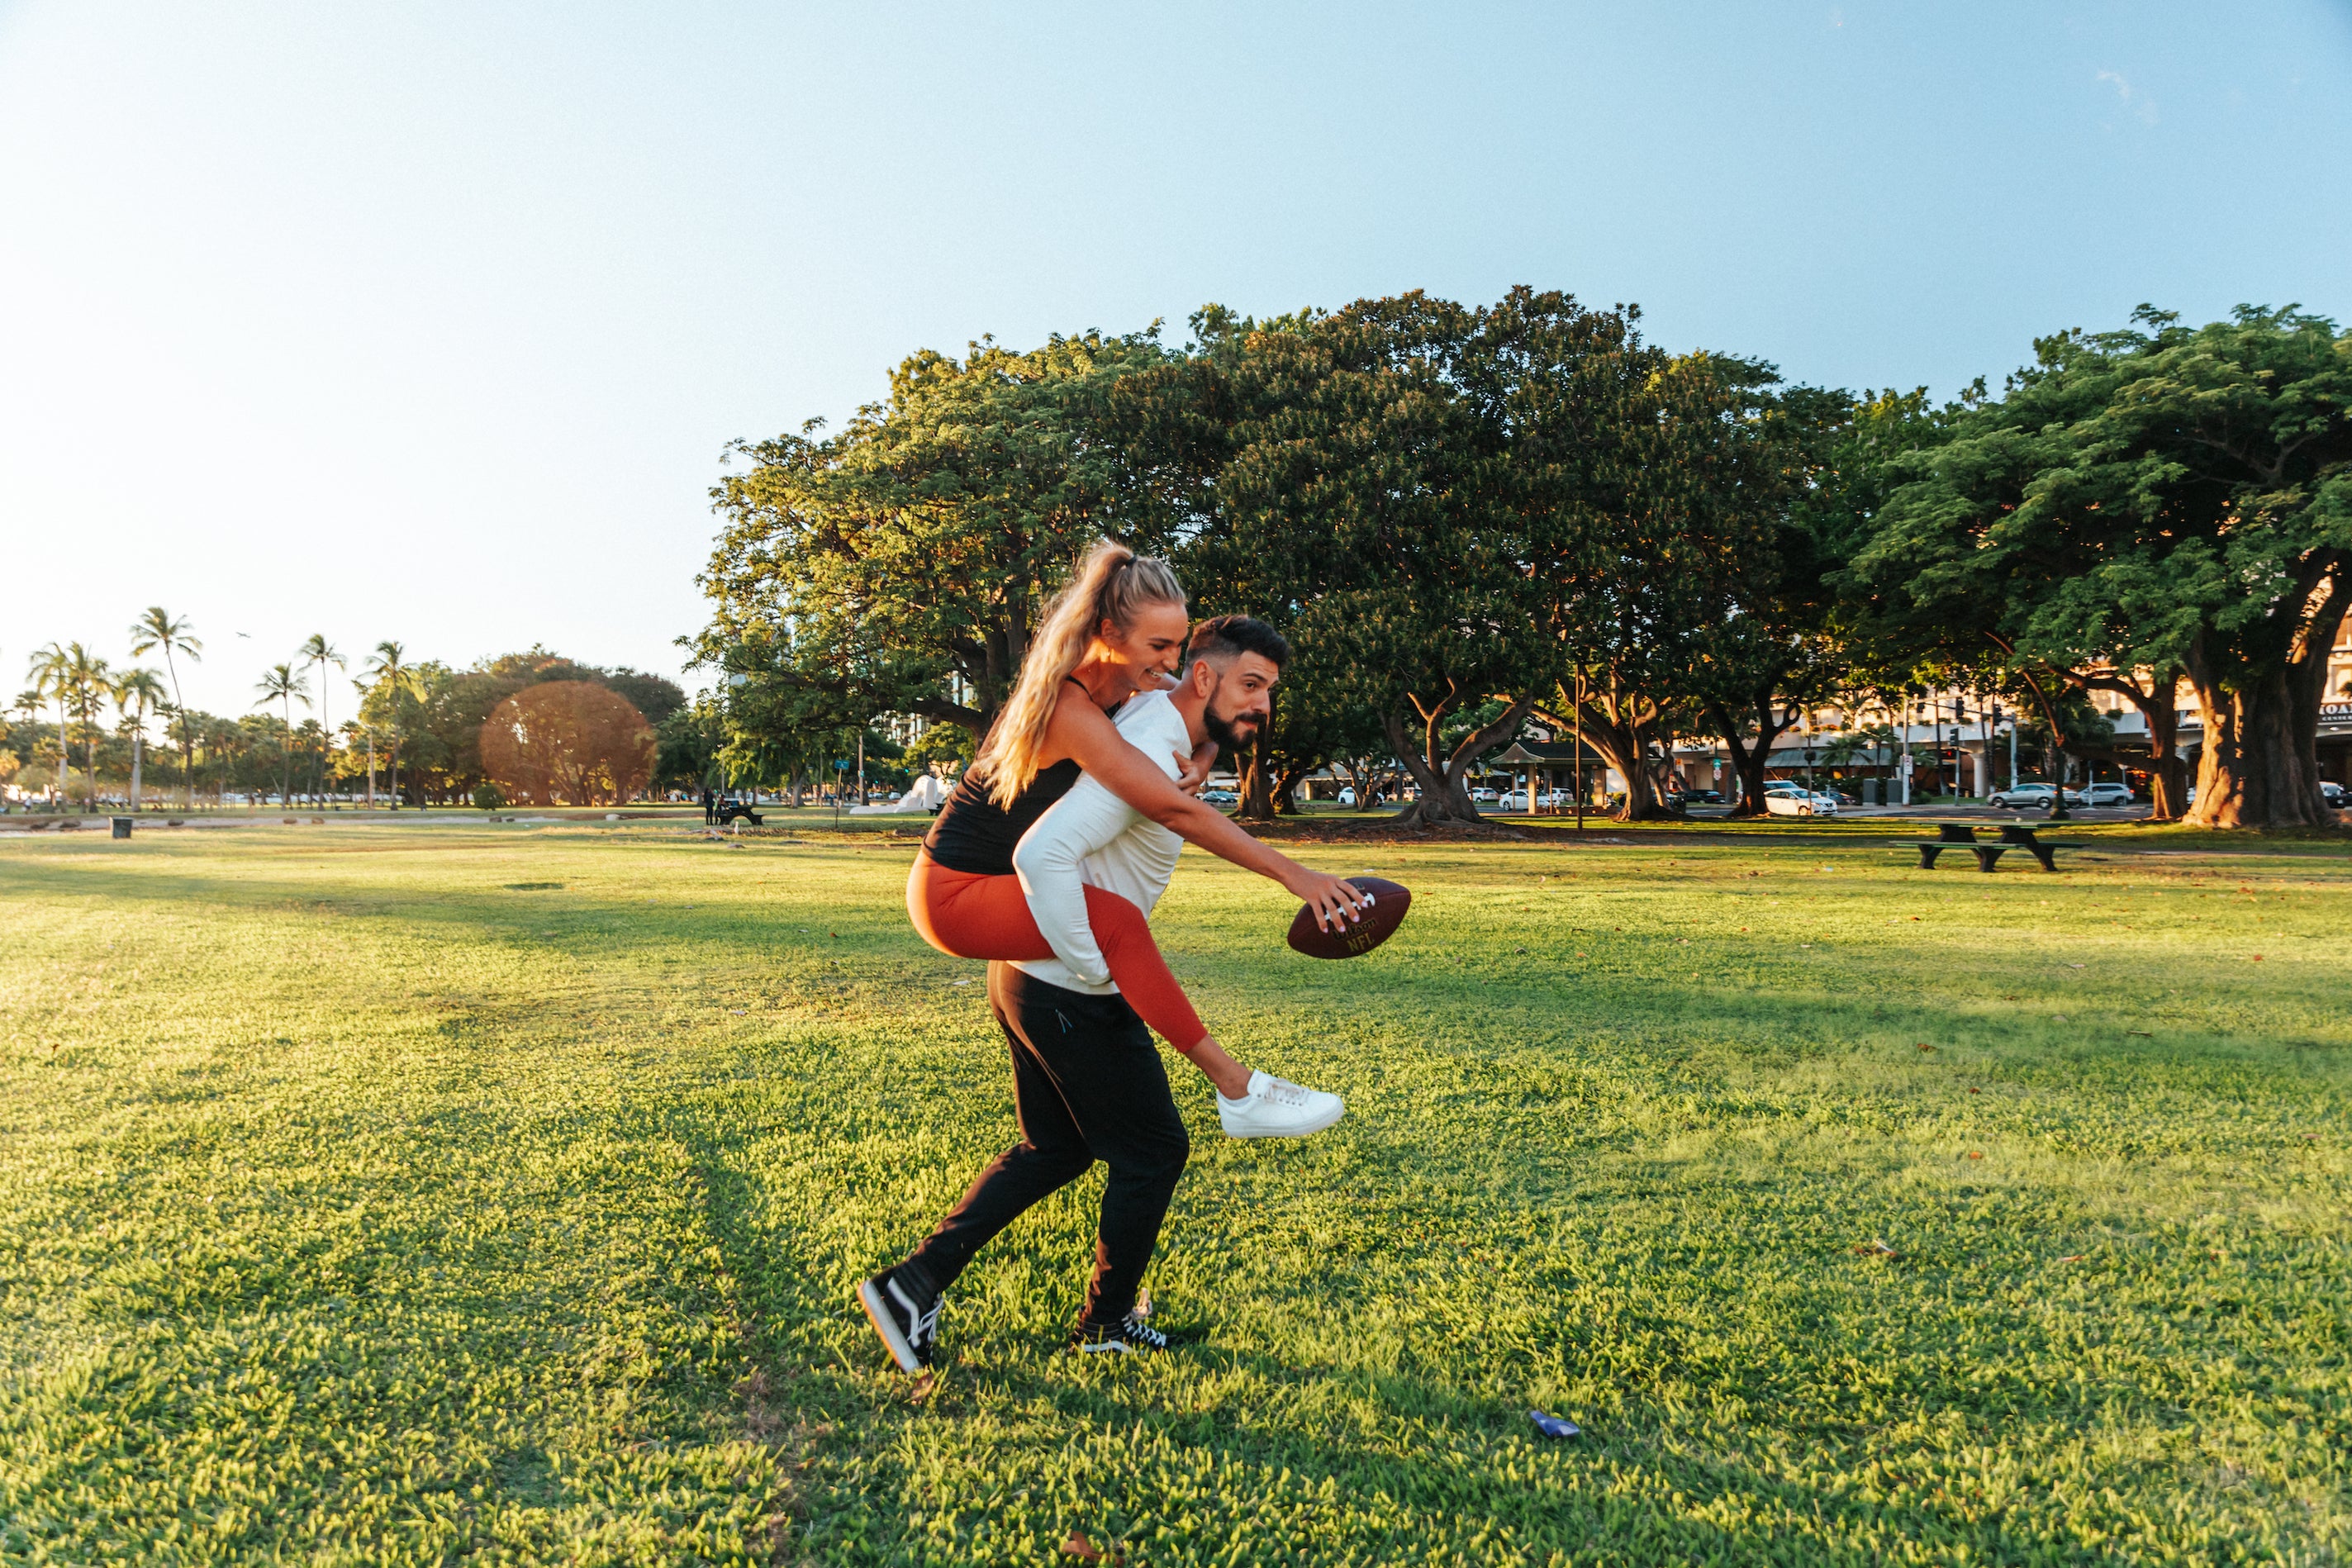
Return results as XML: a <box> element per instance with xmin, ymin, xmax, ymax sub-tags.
<box><xmin>1011</xmin><ymin>777</ymin><xmax>1144</xmax><ymax>989</ymax></box>
<box><xmin>1011</xmin><ymin>701</ymin><xmax>1189</xmax><ymax>988</ymax></box>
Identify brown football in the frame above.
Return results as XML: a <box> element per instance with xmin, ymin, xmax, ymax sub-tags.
<box><xmin>1286</xmin><ymin>877</ymin><xmax>1411</xmax><ymax>959</ymax></box>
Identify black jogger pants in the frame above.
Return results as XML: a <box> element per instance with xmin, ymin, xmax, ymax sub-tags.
<box><xmin>901</xmin><ymin>961</ymin><xmax>1190</xmax><ymax>1326</ymax></box>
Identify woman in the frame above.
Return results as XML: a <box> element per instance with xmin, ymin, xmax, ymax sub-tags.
<box><xmin>910</xmin><ymin>541</ymin><xmax>1363</xmax><ymax>1130</ymax></box>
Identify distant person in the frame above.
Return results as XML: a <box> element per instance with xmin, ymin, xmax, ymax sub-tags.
<box><xmin>701</xmin><ymin>785</ymin><xmax>715</xmax><ymax>824</ymax></box>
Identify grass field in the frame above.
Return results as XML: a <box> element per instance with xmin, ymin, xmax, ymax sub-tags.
<box><xmin>2</xmin><ymin>819</ymin><xmax>2347</xmax><ymax>1566</ymax></box>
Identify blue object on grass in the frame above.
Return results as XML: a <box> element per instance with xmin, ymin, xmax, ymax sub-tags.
<box><xmin>1528</xmin><ymin>1410</ymin><xmax>1580</xmax><ymax>1439</ymax></box>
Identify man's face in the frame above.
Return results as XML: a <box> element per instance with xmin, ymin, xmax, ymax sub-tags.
<box><xmin>1198</xmin><ymin>651</ymin><xmax>1281</xmax><ymax>752</ymax></box>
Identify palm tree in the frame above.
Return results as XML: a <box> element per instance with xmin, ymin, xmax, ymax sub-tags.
<box><xmin>129</xmin><ymin>609</ymin><xmax>203</xmax><ymax>810</ymax></box>
<box><xmin>363</xmin><ymin>641</ymin><xmax>419</xmax><ymax>810</ymax></box>
<box><xmin>297</xmin><ymin>634</ymin><xmax>345</xmax><ymax>805</ymax></box>
<box><xmin>113</xmin><ymin>669</ymin><xmax>168</xmax><ymax>812</ymax></box>
<box><xmin>202</xmin><ymin>715</ymin><xmax>244</xmax><ymax>808</ymax></box>
<box><xmin>254</xmin><ymin>663</ymin><xmax>307</xmax><ymax>809</ymax></box>
<box><xmin>63</xmin><ymin>644</ymin><xmax>113</xmax><ymax>810</ymax></box>
<box><xmin>26</xmin><ymin>643</ymin><xmax>69</xmax><ymax>807</ymax></box>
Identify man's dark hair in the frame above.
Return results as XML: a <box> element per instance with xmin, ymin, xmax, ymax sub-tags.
<box><xmin>1184</xmin><ymin>614</ymin><xmax>1290</xmax><ymax>672</ymax></box>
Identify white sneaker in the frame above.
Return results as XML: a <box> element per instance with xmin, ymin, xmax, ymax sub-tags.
<box><xmin>1217</xmin><ymin>1070</ymin><xmax>1344</xmax><ymax>1138</ymax></box>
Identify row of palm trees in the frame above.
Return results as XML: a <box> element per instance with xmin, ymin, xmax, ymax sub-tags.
<box><xmin>19</xmin><ymin>608</ymin><xmax>423</xmax><ymax>811</ymax></box>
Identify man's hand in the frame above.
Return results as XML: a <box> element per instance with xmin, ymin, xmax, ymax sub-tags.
<box><xmin>1284</xmin><ymin>867</ymin><xmax>1367</xmax><ymax>932</ymax></box>
<box><xmin>1174</xmin><ymin>740</ymin><xmax>1218</xmax><ymax>796</ymax></box>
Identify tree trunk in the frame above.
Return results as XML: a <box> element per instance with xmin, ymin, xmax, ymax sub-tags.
<box><xmin>2183</xmin><ymin>668</ymin><xmax>2334</xmax><ymax>828</ymax></box>
<box><xmin>2126</xmin><ymin>678</ymin><xmax>2189</xmax><ymax>822</ymax></box>
<box><xmin>1706</xmin><ymin>694</ymin><xmax>1796</xmax><ymax>819</ymax></box>
<box><xmin>130</xmin><ymin>725</ymin><xmax>144</xmax><ymax>812</ymax></box>
<box><xmin>1236</xmin><ymin>729</ymin><xmax>1277</xmax><ymax>820</ymax></box>
<box><xmin>1271</xmin><ymin>760</ymin><xmax>1316</xmax><ymax>815</ymax></box>
<box><xmin>1385</xmin><ymin>693</ymin><xmax>1537</xmax><ymax>828</ymax></box>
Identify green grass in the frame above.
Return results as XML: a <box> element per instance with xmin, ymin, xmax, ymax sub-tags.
<box><xmin>2</xmin><ymin>820</ymin><xmax>2347</xmax><ymax>1565</ymax></box>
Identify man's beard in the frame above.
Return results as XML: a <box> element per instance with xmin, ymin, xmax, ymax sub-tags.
<box><xmin>1203</xmin><ymin>704</ymin><xmax>1261</xmax><ymax>754</ymax></box>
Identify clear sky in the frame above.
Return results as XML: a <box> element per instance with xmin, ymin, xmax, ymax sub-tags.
<box><xmin>4</xmin><ymin>2</ymin><xmax>2348</xmax><ymax>723</ymax></box>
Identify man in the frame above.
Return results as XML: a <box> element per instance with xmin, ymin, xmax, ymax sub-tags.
<box><xmin>858</xmin><ymin>616</ymin><xmax>1341</xmax><ymax>1370</ymax></box>
<box><xmin>1013</xmin><ymin>615</ymin><xmax>1343</xmax><ymax>1139</ymax></box>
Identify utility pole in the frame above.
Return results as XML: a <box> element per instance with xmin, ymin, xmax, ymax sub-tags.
<box><xmin>1898</xmin><ymin>691</ymin><xmax>1912</xmax><ymax>807</ymax></box>
<box><xmin>1571</xmin><ymin>672</ymin><xmax>1585</xmax><ymax>832</ymax></box>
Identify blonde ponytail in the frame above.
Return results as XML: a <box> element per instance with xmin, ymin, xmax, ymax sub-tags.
<box><xmin>976</xmin><ymin>540</ymin><xmax>1186</xmax><ymax>807</ymax></box>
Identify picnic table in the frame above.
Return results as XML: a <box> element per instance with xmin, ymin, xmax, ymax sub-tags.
<box><xmin>1914</xmin><ymin>822</ymin><xmax>2082</xmax><ymax>873</ymax></box>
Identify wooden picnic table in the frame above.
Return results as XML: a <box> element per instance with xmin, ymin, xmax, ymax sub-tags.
<box><xmin>1914</xmin><ymin>822</ymin><xmax>2082</xmax><ymax>872</ymax></box>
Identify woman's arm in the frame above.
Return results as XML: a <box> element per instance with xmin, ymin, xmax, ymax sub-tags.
<box><xmin>1045</xmin><ymin>696</ymin><xmax>1366</xmax><ymax>930</ymax></box>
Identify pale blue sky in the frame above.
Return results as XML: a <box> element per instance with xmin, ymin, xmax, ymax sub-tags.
<box><xmin>4</xmin><ymin>2</ymin><xmax>2347</xmax><ymax>719</ymax></box>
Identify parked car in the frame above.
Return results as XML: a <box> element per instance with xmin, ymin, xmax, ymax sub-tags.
<box><xmin>1337</xmin><ymin>786</ymin><xmax>1358</xmax><ymax>806</ymax></box>
<box><xmin>1200</xmin><ymin>788</ymin><xmax>1239</xmax><ymax>805</ymax></box>
<box><xmin>1988</xmin><ymin>783</ymin><xmax>2082</xmax><ymax>810</ymax></box>
<box><xmin>2076</xmin><ymin>782</ymin><xmax>2135</xmax><ymax>807</ymax></box>
<box><xmin>2320</xmin><ymin>780</ymin><xmax>2345</xmax><ymax>808</ymax></box>
<box><xmin>1763</xmin><ymin>785</ymin><xmax>1840</xmax><ymax>817</ymax></box>
<box><xmin>1495</xmin><ymin>789</ymin><xmax>1570</xmax><ymax>810</ymax></box>
<box><xmin>1470</xmin><ymin>786</ymin><xmax>1499</xmax><ymax>803</ymax></box>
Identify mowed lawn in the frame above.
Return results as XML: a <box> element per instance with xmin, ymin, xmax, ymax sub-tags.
<box><xmin>1</xmin><ymin>820</ymin><xmax>2347</xmax><ymax>1566</ymax></box>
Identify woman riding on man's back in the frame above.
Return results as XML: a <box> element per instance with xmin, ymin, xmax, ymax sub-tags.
<box><xmin>907</xmin><ymin>540</ymin><xmax>1360</xmax><ymax>1136</ymax></box>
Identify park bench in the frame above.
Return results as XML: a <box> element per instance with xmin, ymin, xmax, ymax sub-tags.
<box><xmin>1914</xmin><ymin>822</ymin><xmax>2083</xmax><ymax>873</ymax></box>
<box><xmin>715</xmin><ymin>801</ymin><xmax>764</xmax><ymax>826</ymax></box>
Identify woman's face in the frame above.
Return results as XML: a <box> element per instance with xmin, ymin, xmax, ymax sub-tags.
<box><xmin>1093</xmin><ymin>601</ymin><xmax>1190</xmax><ymax>693</ymax></box>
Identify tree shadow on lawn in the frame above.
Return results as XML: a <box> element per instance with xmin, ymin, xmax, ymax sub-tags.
<box><xmin>671</xmin><ymin>1052</ymin><xmax>2346</xmax><ymax>1564</ymax></box>
<box><xmin>681</xmin><ymin>1136</ymin><xmax>2277</xmax><ymax>1565</ymax></box>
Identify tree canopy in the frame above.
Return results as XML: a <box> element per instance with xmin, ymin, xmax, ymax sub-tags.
<box><xmin>1846</xmin><ymin>305</ymin><xmax>2351</xmax><ymax>828</ymax></box>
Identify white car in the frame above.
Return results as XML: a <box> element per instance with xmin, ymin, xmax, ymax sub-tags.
<box><xmin>2076</xmin><ymin>782</ymin><xmax>2135</xmax><ymax>807</ymax></box>
<box><xmin>1470</xmin><ymin>787</ymin><xmax>1499</xmax><ymax>803</ymax></box>
<box><xmin>1494</xmin><ymin>789</ymin><xmax>1569</xmax><ymax>810</ymax></box>
<box><xmin>1337</xmin><ymin>786</ymin><xmax>1358</xmax><ymax>806</ymax></box>
<box><xmin>1763</xmin><ymin>785</ymin><xmax>1839</xmax><ymax>817</ymax></box>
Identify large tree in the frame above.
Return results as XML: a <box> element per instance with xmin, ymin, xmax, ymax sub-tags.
<box><xmin>1847</xmin><ymin>306</ymin><xmax>2350</xmax><ymax>829</ymax></box>
<box><xmin>693</xmin><ymin>330</ymin><xmax>1180</xmax><ymax>744</ymax></box>
<box><xmin>1171</xmin><ymin>293</ymin><xmax>1561</xmax><ymax>827</ymax></box>
<box><xmin>480</xmin><ymin>682</ymin><xmax>656</xmax><ymax>805</ymax></box>
<box><xmin>1688</xmin><ymin>385</ymin><xmax>1884</xmax><ymax>816</ymax></box>
<box><xmin>1524</xmin><ymin>347</ymin><xmax>1789</xmax><ymax>821</ymax></box>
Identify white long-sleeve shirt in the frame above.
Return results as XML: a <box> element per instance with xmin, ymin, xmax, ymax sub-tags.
<box><xmin>1010</xmin><ymin>688</ymin><xmax>1191</xmax><ymax>995</ymax></box>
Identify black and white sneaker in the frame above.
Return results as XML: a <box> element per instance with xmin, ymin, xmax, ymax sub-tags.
<box><xmin>856</xmin><ymin>1266</ymin><xmax>941</xmax><ymax>1373</ymax></box>
<box><xmin>1071</xmin><ymin>1309</ymin><xmax>1171</xmax><ymax>1357</ymax></box>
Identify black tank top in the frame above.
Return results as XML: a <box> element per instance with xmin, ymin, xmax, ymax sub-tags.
<box><xmin>921</xmin><ymin>758</ymin><xmax>1084</xmax><ymax>875</ymax></box>
<box><xmin>923</xmin><ymin>677</ymin><xmax>1109</xmax><ymax>876</ymax></box>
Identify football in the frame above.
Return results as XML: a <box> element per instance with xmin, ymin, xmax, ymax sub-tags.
<box><xmin>1286</xmin><ymin>876</ymin><xmax>1411</xmax><ymax>959</ymax></box>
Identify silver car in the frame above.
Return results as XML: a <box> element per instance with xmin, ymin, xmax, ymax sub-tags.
<box><xmin>1989</xmin><ymin>783</ymin><xmax>2080</xmax><ymax>810</ymax></box>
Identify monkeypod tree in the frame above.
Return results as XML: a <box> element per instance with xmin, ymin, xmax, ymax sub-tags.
<box><xmin>1689</xmin><ymin>386</ymin><xmax>1889</xmax><ymax>818</ymax></box>
<box><xmin>480</xmin><ymin>682</ymin><xmax>656</xmax><ymax>806</ymax></box>
<box><xmin>1523</xmin><ymin>346</ymin><xmax>1789</xmax><ymax>822</ymax></box>
<box><xmin>1849</xmin><ymin>306</ymin><xmax>2350</xmax><ymax>829</ymax></box>
<box><xmin>692</xmin><ymin>330</ymin><xmax>1181</xmax><ymax>746</ymax></box>
<box><xmin>1172</xmin><ymin>293</ymin><xmax>1555</xmax><ymax>828</ymax></box>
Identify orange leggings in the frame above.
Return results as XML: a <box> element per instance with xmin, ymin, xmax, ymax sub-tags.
<box><xmin>907</xmin><ymin>852</ymin><xmax>1209</xmax><ymax>1049</ymax></box>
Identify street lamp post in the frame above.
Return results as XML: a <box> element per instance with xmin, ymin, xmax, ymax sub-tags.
<box><xmin>1949</xmin><ymin>698</ymin><xmax>1966</xmax><ymax>800</ymax></box>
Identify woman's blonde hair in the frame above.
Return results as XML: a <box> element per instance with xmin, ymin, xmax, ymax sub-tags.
<box><xmin>975</xmin><ymin>540</ymin><xmax>1186</xmax><ymax>808</ymax></box>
